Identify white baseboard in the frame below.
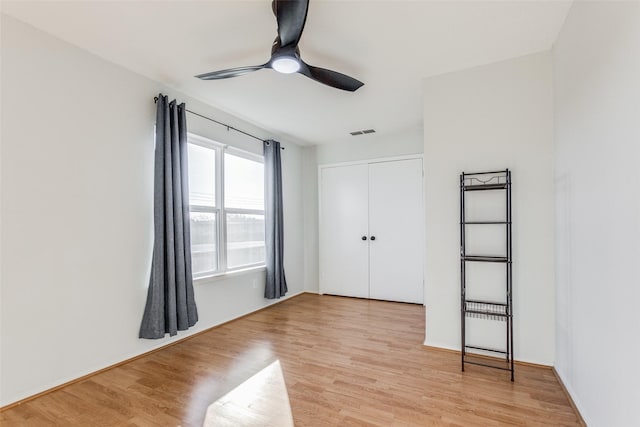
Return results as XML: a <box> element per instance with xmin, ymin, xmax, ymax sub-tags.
<box><xmin>553</xmin><ymin>366</ymin><xmax>589</xmax><ymax>426</ymax></box>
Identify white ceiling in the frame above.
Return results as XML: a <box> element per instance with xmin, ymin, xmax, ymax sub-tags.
<box><xmin>1</xmin><ymin>0</ymin><xmax>572</xmax><ymax>146</ymax></box>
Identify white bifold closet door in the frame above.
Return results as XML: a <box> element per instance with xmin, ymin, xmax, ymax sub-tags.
<box><xmin>319</xmin><ymin>163</ymin><xmax>370</xmax><ymax>298</ymax></box>
<box><xmin>319</xmin><ymin>158</ymin><xmax>423</xmax><ymax>304</ymax></box>
<box><xmin>368</xmin><ymin>159</ymin><xmax>423</xmax><ymax>303</ymax></box>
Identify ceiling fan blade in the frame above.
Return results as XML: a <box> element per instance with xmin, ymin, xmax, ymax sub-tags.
<box><xmin>298</xmin><ymin>61</ymin><xmax>364</xmax><ymax>92</ymax></box>
<box><xmin>273</xmin><ymin>0</ymin><xmax>309</xmax><ymax>47</ymax></box>
<box><xmin>196</xmin><ymin>64</ymin><xmax>268</xmax><ymax>80</ymax></box>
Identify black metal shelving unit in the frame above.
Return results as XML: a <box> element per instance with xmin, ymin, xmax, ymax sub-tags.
<box><xmin>460</xmin><ymin>169</ymin><xmax>514</xmax><ymax>381</ymax></box>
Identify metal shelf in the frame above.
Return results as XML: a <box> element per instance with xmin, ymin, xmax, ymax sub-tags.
<box><xmin>465</xmin><ymin>345</ymin><xmax>508</xmax><ymax>354</ymax></box>
<box><xmin>462</xmin><ymin>221</ymin><xmax>510</xmax><ymax>225</ymax></box>
<box><xmin>464</xmin><ymin>300</ymin><xmax>510</xmax><ymax>320</ymax></box>
<box><xmin>463</xmin><ymin>183</ymin><xmax>508</xmax><ymax>191</ymax></box>
<box><xmin>463</xmin><ymin>255</ymin><xmax>509</xmax><ymax>263</ymax></box>
<box><xmin>460</xmin><ymin>169</ymin><xmax>514</xmax><ymax>381</ymax></box>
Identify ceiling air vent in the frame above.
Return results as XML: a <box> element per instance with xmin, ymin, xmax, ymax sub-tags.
<box><xmin>350</xmin><ymin>129</ymin><xmax>376</xmax><ymax>136</ymax></box>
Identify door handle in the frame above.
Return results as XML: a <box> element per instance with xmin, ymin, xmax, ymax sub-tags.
<box><xmin>361</xmin><ymin>236</ymin><xmax>367</xmax><ymax>241</ymax></box>
<box><xmin>370</xmin><ymin>236</ymin><xmax>376</xmax><ymax>241</ymax></box>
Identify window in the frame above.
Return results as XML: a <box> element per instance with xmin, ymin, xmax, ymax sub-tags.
<box><xmin>187</xmin><ymin>134</ymin><xmax>265</xmax><ymax>278</ymax></box>
<box><xmin>224</xmin><ymin>152</ymin><xmax>266</xmax><ymax>269</ymax></box>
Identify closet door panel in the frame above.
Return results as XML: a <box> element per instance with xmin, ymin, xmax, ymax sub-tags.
<box><xmin>319</xmin><ymin>164</ymin><xmax>369</xmax><ymax>298</ymax></box>
<box><xmin>368</xmin><ymin>159</ymin><xmax>424</xmax><ymax>303</ymax></box>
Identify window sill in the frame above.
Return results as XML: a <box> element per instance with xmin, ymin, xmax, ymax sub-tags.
<box><xmin>194</xmin><ymin>265</ymin><xmax>266</xmax><ymax>285</ymax></box>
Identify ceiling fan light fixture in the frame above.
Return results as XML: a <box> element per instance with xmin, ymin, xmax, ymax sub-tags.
<box><xmin>272</xmin><ymin>56</ymin><xmax>300</xmax><ymax>74</ymax></box>
<box><xmin>195</xmin><ymin>0</ymin><xmax>364</xmax><ymax>91</ymax></box>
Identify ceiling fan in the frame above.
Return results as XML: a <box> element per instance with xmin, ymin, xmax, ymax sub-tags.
<box><xmin>196</xmin><ymin>0</ymin><xmax>364</xmax><ymax>92</ymax></box>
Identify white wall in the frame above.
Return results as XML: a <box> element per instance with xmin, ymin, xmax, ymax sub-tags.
<box><xmin>553</xmin><ymin>2</ymin><xmax>640</xmax><ymax>426</ymax></box>
<box><xmin>423</xmin><ymin>52</ymin><xmax>555</xmax><ymax>365</ymax></box>
<box><xmin>0</xmin><ymin>15</ymin><xmax>305</xmax><ymax>406</ymax></box>
<box><xmin>302</xmin><ymin>146</ymin><xmax>319</xmax><ymax>293</ymax></box>
<box><xmin>315</xmin><ymin>125</ymin><xmax>423</xmax><ymax>165</ymax></box>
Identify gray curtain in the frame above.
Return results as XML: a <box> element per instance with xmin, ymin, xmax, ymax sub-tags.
<box><xmin>140</xmin><ymin>94</ymin><xmax>198</xmax><ymax>339</ymax></box>
<box><xmin>264</xmin><ymin>140</ymin><xmax>288</xmax><ymax>299</ymax></box>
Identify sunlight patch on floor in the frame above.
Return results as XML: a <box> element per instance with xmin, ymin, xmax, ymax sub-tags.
<box><xmin>202</xmin><ymin>360</ymin><xmax>294</xmax><ymax>427</ymax></box>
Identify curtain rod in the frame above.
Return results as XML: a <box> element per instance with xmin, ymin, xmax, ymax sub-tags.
<box><xmin>153</xmin><ymin>96</ymin><xmax>283</xmax><ymax>149</ymax></box>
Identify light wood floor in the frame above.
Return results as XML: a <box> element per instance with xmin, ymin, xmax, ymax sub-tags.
<box><xmin>1</xmin><ymin>294</ymin><xmax>581</xmax><ymax>426</ymax></box>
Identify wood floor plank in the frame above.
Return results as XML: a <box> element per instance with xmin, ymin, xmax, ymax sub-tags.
<box><xmin>1</xmin><ymin>294</ymin><xmax>581</xmax><ymax>426</ymax></box>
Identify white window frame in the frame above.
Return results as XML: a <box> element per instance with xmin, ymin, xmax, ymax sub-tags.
<box><xmin>187</xmin><ymin>133</ymin><xmax>266</xmax><ymax>279</ymax></box>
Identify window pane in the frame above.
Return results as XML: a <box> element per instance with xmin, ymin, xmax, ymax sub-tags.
<box><xmin>190</xmin><ymin>212</ymin><xmax>218</xmax><ymax>275</ymax></box>
<box><xmin>188</xmin><ymin>143</ymin><xmax>216</xmax><ymax>207</ymax></box>
<box><xmin>226</xmin><ymin>213</ymin><xmax>265</xmax><ymax>268</ymax></box>
<box><xmin>224</xmin><ymin>153</ymin><xmax>264</xmax><ymax>210</ymax></box>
